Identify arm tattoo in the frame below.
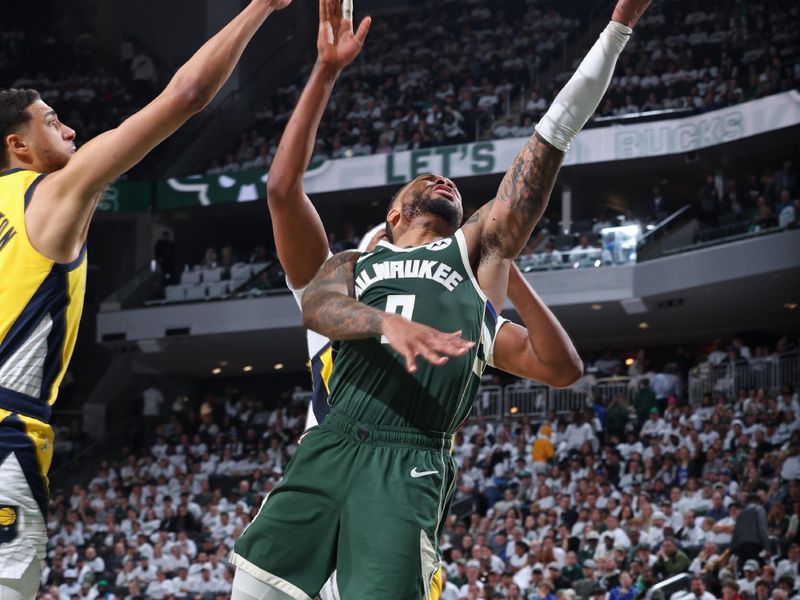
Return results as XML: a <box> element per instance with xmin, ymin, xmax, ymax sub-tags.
<box><xmin>301</xmin><ymin>251</ymin><xmax>386</xmax><ymax>340</ymax></box>
<box><xmin>486</xmin><ymin>132</ymin><xmax>565</xmax><ymax>257</ymax></box>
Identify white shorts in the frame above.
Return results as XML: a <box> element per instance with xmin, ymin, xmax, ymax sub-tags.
<box><xmin>0</xmin><ymin>452</ymin><xmax>47</xmax><ymax>581</ymax></box>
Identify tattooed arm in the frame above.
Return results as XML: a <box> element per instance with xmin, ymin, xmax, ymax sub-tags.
<box><xmin>301</xmin><ymin>251</ymin><xmax>382</xmax><ymax>339</ymax></box>
<box><xmin>471</xmin><ymin>133</ymin><xmax>565</xmax><ymax>261</ymax></box>
<box><xmin>464</xmin><ymin>0</ymin><xmax>649</xmax><ymax>266</ymax></box>
<box><xmin>301</xmin><ymin>252</ymin><xmax>475</xmax><ymax>372</ymax></box>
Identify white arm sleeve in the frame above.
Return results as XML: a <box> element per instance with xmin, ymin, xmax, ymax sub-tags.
<box><xmin>535</xmin><ymin>21</ymin><xmax>633</xmax><ymax>152</ymax></box>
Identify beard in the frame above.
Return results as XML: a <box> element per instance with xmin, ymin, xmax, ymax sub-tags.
<box><xmin>403</xmin><ymin>188</ymin><xmax>461</xmax><ymax>231</ymax></box>
<box><xmin>39</xmin><ymin>145</ymin><xmax>72</xmax><ymax>173</ymax></box>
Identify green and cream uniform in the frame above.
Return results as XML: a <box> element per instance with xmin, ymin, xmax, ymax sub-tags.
<box><xmin>231</xmin><ymin>229</ymin><xmax>507</xmax><ymax>600</ymax></box>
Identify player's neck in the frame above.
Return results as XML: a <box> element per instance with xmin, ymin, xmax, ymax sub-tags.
<box><xmin>392</xmin><ymin>219</ymin><xmax>453</xmax><ymax>248</ymax></box>
<box><xmin>4</xmin><ymin>157</ymin><xmax>42</xmax><ymax>174</ymax></box>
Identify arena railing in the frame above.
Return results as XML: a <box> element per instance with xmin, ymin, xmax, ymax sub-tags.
<box><xmin>272</xmin><ymin>354</ymin><xmax>800</xmax><ymax>423</ymax></box>
<box><xmin>688</xmin><ymin>351</ymin><xmax>800</xmax><ymax>405</ymax></box>
<box><xmin>472</xmin><ymin>377</ymin><xmax>635</xmax><ymax>421</ymax></box>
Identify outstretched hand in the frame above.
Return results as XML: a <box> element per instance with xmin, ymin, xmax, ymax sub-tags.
<box><xmin>382</xmin><ymin>314</ymin><xmax>475</xmax><ymax>374</ymax></box>
<box><xmin>611</xmin><ymin>0</ymin><xmax>654</xmax><ymax>28</ymax></box>
<box><xmin>317</xmin><ymin>0</ymin><xmax>371</xmax><ymax>71</ymax></box>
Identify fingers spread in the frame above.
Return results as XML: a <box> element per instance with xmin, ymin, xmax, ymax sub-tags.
<box><xmin>418</xmin><ymin>346</ymin><xmax>448</xmax><ymax>366</ymax></box>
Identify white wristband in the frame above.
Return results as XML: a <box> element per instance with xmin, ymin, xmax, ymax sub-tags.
<box><xmin>535</xmin><ymin>20</ymin><xmax>633</xmax><ymax>152</ymax></box>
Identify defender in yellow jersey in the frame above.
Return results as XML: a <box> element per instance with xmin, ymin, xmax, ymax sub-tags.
<box><xmin>0</xmin><ymin>1</ymin><xmax>295</xmax><ymax>596</ymax></box>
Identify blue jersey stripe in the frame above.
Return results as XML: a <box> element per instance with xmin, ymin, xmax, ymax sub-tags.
<box><xmin>0</xmin><ymin>265</ymin><xmax>68</xmax><ymax>410</ymax></box>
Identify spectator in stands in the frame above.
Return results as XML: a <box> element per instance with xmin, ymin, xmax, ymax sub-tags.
<box><xmin>779</xmin><ymin>198</ymin><xmax>800</xmax><ymax>228</ymax></box>
<box><xmin>526</xmin><ymin>90</ymin><xmax>548</xmax><ymax>119</ymax></box>
<box><xmin>607</xmin><ymin>571</ymin><xmax>637</xmax><ymax>600</ymax></box>
<box><xmin>651</xmin><ymin>185</ymin><xmax>670</xmax><ymax>222</ymax></box>
<box><xmin>653</xmin><ymin>537</ymin><xmax>690</xmax><ymax>578</ymax></box>
<box><xmin>130</xmin><ymin>44</ymin><xmax>158</xmax><ymax>101</ymax></box>
<box><xmin>569</xmin><ymin>236</ymin><xmax>599</xmax><ymax>268</ymax></box>
<box><xmin>201</xmin><ymin>247</ymin><xmax>218</xmax><ymax>268</ymax></box>
<box><xmin>652</xmin><ymin>364</ymin><xmax>681</xmax><ymax>412</ymax></box>
<box><xmin>732</xmin><ymin>494</ymin><xmax>771</xmax><ymax>564</ymax></box>
<box><xmin>539</xmin><ymin>241</ymin><xmax>565</xmax><ymax>268</ymax></box>
<box><xmin>697</xmin><ymin>174</ymin><xmax>721</xmax><ymax>226</ymax></box>
<box><xmin>533</xmin><ymin>425</ymin><xmax>555</xmax><ymax>473</ymax></box>
<box><xmin>141</xmin><ymin>380</ymin><xmax>164</xmax><ymax>442</ymax></box>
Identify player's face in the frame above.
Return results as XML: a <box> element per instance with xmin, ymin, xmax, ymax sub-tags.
<box><xmin>21</xmin><ymin>100</ymin><xmax>77</xmax><ymax>172</ymax></box>
<box><xmin>391</xmin><ymin>173</ymin><xmax>463</xmax><ymax>233</ymax></box>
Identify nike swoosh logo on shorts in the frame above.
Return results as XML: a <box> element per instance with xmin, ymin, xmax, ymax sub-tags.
<box><xmin>410</xmin><ymin>467</ymin><xmax>438</xmax><ymax>478</ymax></box>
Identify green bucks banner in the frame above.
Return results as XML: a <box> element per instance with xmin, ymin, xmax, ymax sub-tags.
<box><xmin>106</xmin><ymin>92</ymin><xmax>800</xmax><ymax>212</ymax></box>
<box><xmin>97</xmin><ymin>181</ymin><xmax>152</xmax><ymax>213</ymax></box>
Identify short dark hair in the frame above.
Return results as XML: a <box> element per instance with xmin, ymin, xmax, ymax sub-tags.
<box><xmin>0</xmin><ymin>88</ymin><xmax>40</xmax><ymax>169</ymax></box>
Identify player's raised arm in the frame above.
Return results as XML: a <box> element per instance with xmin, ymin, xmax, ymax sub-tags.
<box><xmin>26</xmin><ymin>0</ymin><xmax>293</xmax><ymax>264</ymax></box>
<box><xmin>492</xmin><ymin>264</ymin><xmax>583</xmax><ymax>388</ymax></box>
<box><xmin>267</xmin><ymin>0</ymin><xmax>371</xmax><ymax>290</ymax></box>
<box><xmin>301</xmin><ymin>252</ymin><xmax>475</xmax><ymax>373</ymax></box>
<box><xmin>464</xmin><ymin>0</ymin><xmax>652</xmax><ymax>263</ymax></box>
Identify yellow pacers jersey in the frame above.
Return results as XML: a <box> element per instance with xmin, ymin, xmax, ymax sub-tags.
<box><xmin>0</xmin><ymin>168</ymin><xmax>87</xmax><ymax>481</ymax></box>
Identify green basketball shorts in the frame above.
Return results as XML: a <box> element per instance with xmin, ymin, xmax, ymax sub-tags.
<box><xmin>230</xmin><ymin>412</ymin><xmax>457</xmax><ymax>600</ymax></box>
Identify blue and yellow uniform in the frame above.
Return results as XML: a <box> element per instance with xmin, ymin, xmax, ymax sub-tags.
<box><xmin>0</xmin><ymin>168</ymin><xmax>86</xmax><ymax>577</ymax></box>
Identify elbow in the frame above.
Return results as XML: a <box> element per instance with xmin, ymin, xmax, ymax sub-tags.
<box><xmin>181</xmin><ymin>85</ymin><xmax>212</xmax><ymax>114</ymax></box>
<box><xmin>169</xmin><ymin>79</ymin><xmax>213</xmax><ymax>115</ymax></box>
<box><xmin>266</xmin><ymin>177</ymin><xmax>293</xmax><ymax>206</ymax></box>
<box><xmin>549</xmin><ymin>358</ymin><xmax>584</xmax><ymax>389</ymax></box>
<box><xmin>300</xmin><ymin>297</ymin><xmax>318</xmax><ymax>332</ymax></box>
<box><xmin>300</xmin><ymin>305</ymin><xmax>315</xmax><ymax>331</ymax></box>
<box><xmin>266</xmin><ymin>163</ymin><xmax>300</xmax><ymax>205</ymax></box>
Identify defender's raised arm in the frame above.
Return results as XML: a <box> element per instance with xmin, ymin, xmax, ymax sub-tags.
<box><xmin>23</xmin><ymin>0</ymin><xmax>292</xmax><ymax>264</ymax></box>
<box><xmin>267</xmin><ymin>0</ymin><xmax>371</xmax><ymax>290</ymax></box>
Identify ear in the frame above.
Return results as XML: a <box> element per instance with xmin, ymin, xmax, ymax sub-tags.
<box><xmin>386</xmin><ymin>206</ymin><xmax>401</xmax><ymax>230</ymax></box>
<box><xmin>6</xmin><ymin>133</ymin><xmax>29</xmax><ymax>159</ymax></box>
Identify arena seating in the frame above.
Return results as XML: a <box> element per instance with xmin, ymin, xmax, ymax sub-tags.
<box><xmin>204</xmin><ymin>1</ymin><xmax>581</xmax><ymax>175</ymax></box>
<box><xmin>0</xmin><ymin>26</ymin><xmax>151</xmax><ymax>149</ymax></box>
<box><xmin>41</xmin><ymin>337</ymin><xmax>800</xmax><ymax>599</ymax></box>
<box><xmin>204</xmin><ymin>0</ymin><xmax>800</xmax><ymax>176</ymax></box>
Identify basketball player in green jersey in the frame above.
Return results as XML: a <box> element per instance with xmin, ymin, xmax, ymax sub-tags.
<box><xmin>230</xmin><ymin>0</ymin><xmax>653</xmax><ymax>598</ymax></box>
<box><xmin>248</xmin><ymin>1</ymin><xmax>582</xmax><ymax>598</ymax></box>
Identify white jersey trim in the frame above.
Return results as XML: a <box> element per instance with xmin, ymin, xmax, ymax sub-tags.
<box><xmin>0</xmin><ymin>315</ymin><xmax>52</xmax><ymax>399</ymax></box>
<box><xmin>228</xmin><ymin>552</ymin><xmax>312</xmax><ymax>600</ymax></box>
<box><xmin>285</xmin><ymin>251</ymin><xmax>334</xmax><ymax>308</ymax></box>
<box><xmin>487</xmin><ymin>317</ymin><xmax>512</xmax><ymax>368</ymax></box>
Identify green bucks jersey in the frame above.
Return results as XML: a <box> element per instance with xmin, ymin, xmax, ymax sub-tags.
<box><xmin>326</xmin><ymin>229</ymin><xmax>501</xmax><ymax>435</ymax></box>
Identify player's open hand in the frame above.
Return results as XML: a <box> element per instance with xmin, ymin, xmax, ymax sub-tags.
<box><xmin>317</xmin><ymin>0</ymin><xmax>371</xmax><ymax>71</ymax></box>
<box><xmin>381</xmin><ymin>314</ymin><xmax>475</xmax><ymax>374</ymax></box>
